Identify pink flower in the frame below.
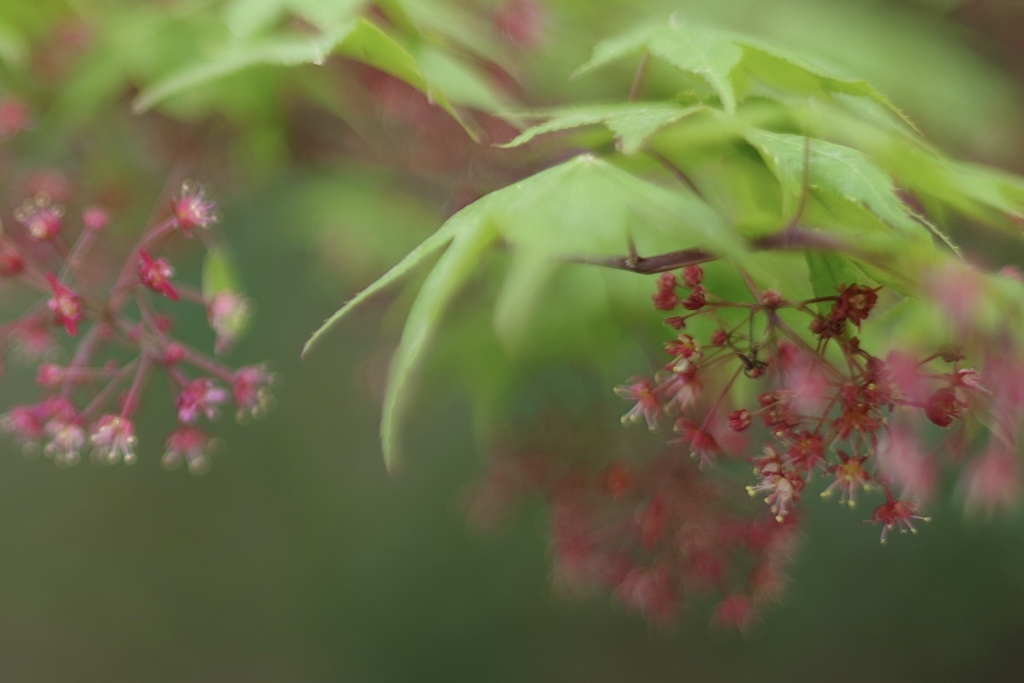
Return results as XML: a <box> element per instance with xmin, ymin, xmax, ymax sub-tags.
<box><xmin>713</xmin><ymin>594</ymin><xmax>755</xmax><ymax>630</ymax></box>
<box><xmin>89</xmin><ymin>415</ymin><xmax>138</xmax><ymax>464</ymax></box>
<box><xmin>207</xmin><ymin>291</ymin><xmax>250</xmax><ymax>355</ymax></box>
<box><xmin>46</xmin><ymin>273</ymin><xmax>84</xmax><ymax>335</ymax></box>
<box><xmin>0</xmin><ymin>98</ymin><xmax>31</xmax><ymax>137</ymax></box>
<box><xmin>172</xmin><ymin>181</ymin><xmax>218</xmax><ymax>235</ymax></box>
<box><xmin>868</xmin><ymin>498</ymin><xmax>930</xmax><ymax>544</ymax></box>
<box><xmin>615</xmin><ymin>376</ymin><xmax>661</xmax><ymax>429</ymax></box>
<box><xmin>875</xmin><ymin>426</ymin><xmax>937</xmax><ymax>501</ymax></box>
<box><xmin>747</xmin><ymin>457</ymin><xmax>803</xmax><ymax>523</ymax></box>
<box><xmin>232</xmin><ymin>365</ymin><xmax>274</xmax><ymax>420</ymax></box>
<box><xmin>10</xmin><ymin>319</ymin><xmax>57</xmax><ymax>362</ymax></box>
<box><xmin>1</xmin><ymin>404</ymin><xmax>46</xmax><ymax>451</ymax></box>
<box><xmin>820</xmin><ymin>452</ymin><xmax>873</xmax><ymax>507</ymax></box>
<box><xmin>0</xmin><ymin>239</ymin><xmax>24</xmax><ymax>276</ymax></box>
<box><xmin>962</xmin><ymin>444</ymin><xmax>1019</xmax><ymax>516</ymax></box>
<box><xmin>614</xmin><ymin>567</ymin><xmax>677</xmax><ymax>624</ymax></box>
<box><xmin>163</xmin><ymin>426</ymin><xmax>214</xmax><ymax>474</ymax></box>
<box><xmin>42</xmin><ymin>400</ymin><xmax>85</xmax><ymax>466</ymax></box>
<box><xmin>15</xmin><ymin>195</ymin><xmax>63</xmax><ymax>241</ymax></box>
<box><xmin>138</xmin><ymin>250</ymin><xmax>178</xmax><ymax>301</ymax></box>
<box><xmin>176</xmin><ymin>378</ymin><xmax>229</xmax><ymax>424</ymax></box>
<box><xmin>81</xmin><ymin>206</ymin><xmax>109</xmax><ymax>231</ymax></box>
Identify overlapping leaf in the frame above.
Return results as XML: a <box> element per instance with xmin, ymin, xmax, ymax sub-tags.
<box><xmin>305</xmin><ymin>155</ymin><xmax>745</xmax><ymax>468</ymax></box>
<box><xmin>575</xmin><ymin>18</ymin><xmax>908</xmax><ymax>124</ymax></box>
<box><xmin>745</xmin><ymin>129</ymin><xmax>953</xmax><ymax>291</ymax></box>
<box><xmin>501</xmin><ymin>102</ymin><xmax>707</xmax><ymax>154</ymax></box>
<box><xmin>133</xmin><ymin>15</ymin><xmax>508</xmax><ymax>140</ymax></box>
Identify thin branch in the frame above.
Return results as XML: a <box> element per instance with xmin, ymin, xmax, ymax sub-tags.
<box><xmin>564</xmin><ymin>226</ymin><xmax>876</xmax><ymax>275</ymax></box>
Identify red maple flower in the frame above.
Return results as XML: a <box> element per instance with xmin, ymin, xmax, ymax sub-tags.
<box><xmin>45</xmin><ymin>273</ymin><xmax>84</xmax><ymax>335</ymax></box>
<box><xmin>138</xmin><ymin>250</ymin><xmax>179</xmax><ymax>301</ymax></box>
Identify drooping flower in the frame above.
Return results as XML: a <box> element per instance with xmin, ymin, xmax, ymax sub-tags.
<box><xmin>162</xmin><ymin>426</ymin><xmax>214</xmax><ymax>474</ymax></box>
<box><xmin>868</xmin><ymin>498</ymin><xmax>930</xmax><ymax>544</ymax></box>
<box><xmin>961</xmin><ymin>443</ymin><xmax>1019</xmax><ymax>516</ymax></box>
<box><xmin>46</xmin><ymin>273</ymin><xmax>84</xmax><ymax>335</ymax></box>
<box><xmin>42</xmin><ymin>399</ymin><xmax>85</xmax><ymax>466</ymax></box>
<box><xmin>89</xmin><ymin>415</ymin><xmax>138</xmax><ymax>464</ymax></box>
<box><xmin>614</xmin><ymin>566</ymin><xmax>678</xmax><ymax>624</ymax></box>
<box><xmin>713</xmin><ymin>593</ymin><xmax>755</xmax><ymax>630</ymax></box>
<box><xmin>232</xmin><ymin>364</ymin><xmax>274</xmax><ymax>420</ymax></box>
<box><xmin>138</xmin><ymin>250</ymin><xmax>178</xmax><ymax>301</ymax></box>
<box><xmin>176</xmin><ymin>377</ymin><xmax>229</xmax><ymax>424</ymax></box>
<box><xmin>15</xmin><ymin>195</ymin><xmax>64</xmax><ymax>241</ymax></box>
<box><xmin>615</xmin><ymin>376</ymin><xmax>661</xmax><ymax>429</ymax></box>
<box><xmin>820</xmin><ymin>452</ymin><xmax>873</xmax><ymax>507</ymax></box>
<box><xmin>875</xmin><ymin>427</ymin><xmax>936</xmax><ymax>501</ymax></box>
<box><xmin>207</xmin><ymin>291</ymin><xmax>251</xmax><ymax>355</ymax></box>
<box><xmin>747</xmin><ymin>454</ymin><xmax>803</xmax><ymax>523</ymax></box>
<box><xmin>0</xmin><ymin>404</ymin><xmax>46</xmax><ymax>452</ymax></box>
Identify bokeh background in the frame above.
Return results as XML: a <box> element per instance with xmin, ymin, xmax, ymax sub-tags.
<box><xmin>1</xmin><ymin>0</ymin><xmax>1024</xmax><ymax>681</ymax></box>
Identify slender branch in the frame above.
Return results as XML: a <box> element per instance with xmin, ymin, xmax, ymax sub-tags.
<box><xmin>563</xmin><ymin>226</ymin><xmax>873</xmax><ymax>275</ymax></box>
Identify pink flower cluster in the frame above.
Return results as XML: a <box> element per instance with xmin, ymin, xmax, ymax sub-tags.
<box><xmin>0</xmin><ymin>181</ymin><xmax>272</xmax><ymax>473</ymax></box>
<box><xmin>468</xmin><ymin>450</ymin><xmax>799</xmax><ymax>629</ymax></box>
<box><xmin>620</xmin><ymin>268</ymin><xmax>1024</xmax><ymax>542</ymax></box>
<box><xmin>471</xmin><ymin>264</ymin><xmax>1023</xmax><ymax>628</ymax></box>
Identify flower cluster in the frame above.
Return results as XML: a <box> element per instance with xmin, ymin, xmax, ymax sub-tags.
<box><xmin>0</xmin><ymin>180</ymin><xmax>272</xmax><ymax>473</ymax></box>
<box><xmin>467</xmin><ymin>449</ymin><xmax>800</xmax><ymax>629</ymax></box>
<box><xmin>619</xmin><ymin>266</ymin><xmax>1024</xmax><ymax>541</ymax></box>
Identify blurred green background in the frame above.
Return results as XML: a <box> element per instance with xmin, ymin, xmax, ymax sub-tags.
<box><xmin>2</xmin><ymin>0</ymin><xmax>1024</xmax><ymax>681</ymax></box>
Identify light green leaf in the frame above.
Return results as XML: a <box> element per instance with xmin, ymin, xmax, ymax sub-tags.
<box><xmin>381</xmin><ymin>222</ymin><xmax>498</xmax><ymax>471</ymax></box>
<box><xmin>746</xmin><ymin>129</ymin><xmax>921</xmax><ymax>233</ymax></box>
<box><xmin>0</xmin><ymin>20</ymin><xmax>28</xmax><ymax>68</ymax></box>
<box><xmin>944</xmin><ymin>162</ymin><xmax>1024</xmax><ymax>225</ymax></box>
<box><xmin>577</xmin><ymin>18</ymin><xmax>907</xmax><ymax>122</ymax></box>
<box><xmin>500</xmin><ymin>102</ymin><xmax>705</xmax><ymax>155</ymax></box>
<box><xmin>382</xmin><ymin>0</ymin><xmax>516</xmax><ymax>72</ymax></box>
<box><xmin>332</xmin><ymin>18</ymin><xmax>484</xmax><ymax>140</ymax></box>
<box><xmin>739</xmin><ymin>44</ymin><xmax>913</xmax><ymax>131</ymax></box>
<box><xmin>201</xmin><ymin>246</ymin><xmax>244</xmax><ymax>299</ymax></box>
<box><xmin>413</xmin><ymin>45</ymin><xmax>512</xmax><ymax>115</ymax></box>
<box><xmin>307</xmin><ymin>155</ymin><xmax>744</xmax><ymax>466</ymax></box>
<box><xmin>133</xmin><ymin>26</ymin><xmax>351</xmax><ymax>113</ymax></box>
<box><xmin>492</xmin><ymin>253</ymin><xmax>559</xmax><ymax>350</ymax></box>
<box><xmin>302</xmin><ymin>218</ymin><xmax>460</xmax><ymax>358</ymax></box>
<box><xmin>222</xmin><ymin>0</ymin><xmax>287</xmax><ymax>38</ymax></box>
<box><xmin>577</xmin><ymin>21</ymin><xmax>742</xmax><ymax>113</ymax></box>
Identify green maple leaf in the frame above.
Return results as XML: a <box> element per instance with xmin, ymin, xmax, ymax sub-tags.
<box><xmin>304</xmin><ymin>155</ymin><xmax>744</xmax><ymax>469</ymax></box>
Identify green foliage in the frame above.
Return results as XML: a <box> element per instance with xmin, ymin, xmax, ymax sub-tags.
<box><xmin>575</xmin><ymin>17</ymin><xmax>905</xmax><ymax>122</ymax></box>
<box><xmin>502</xmin><ymin>102</ymin><xmax>707</xmax><ymax>154</ymax></box>
<box><xmin>306</xmin><ymin>154</ymin><xmax>746</xmax><ymax>467</ymax></box>
<box><xmin>304</xmin><ymin>13</ymin><xmax>1024</xmax><ymax>465</ymax></box>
